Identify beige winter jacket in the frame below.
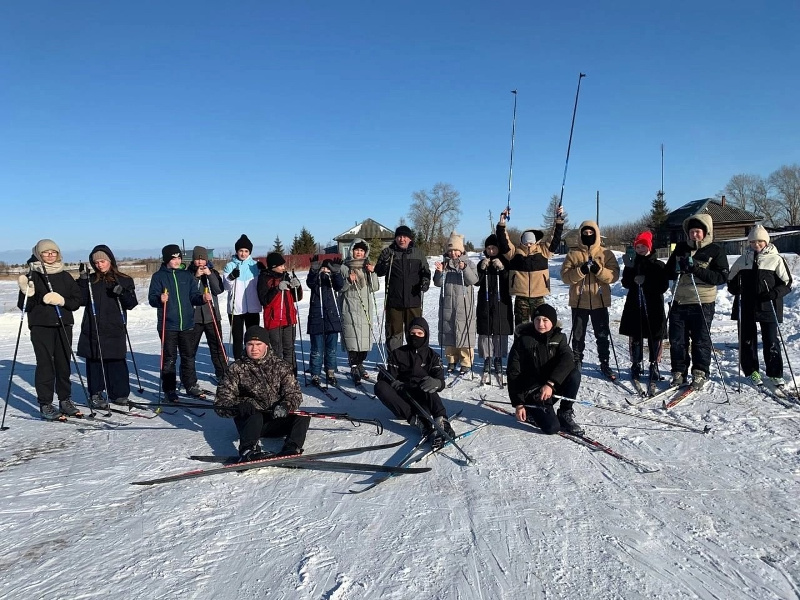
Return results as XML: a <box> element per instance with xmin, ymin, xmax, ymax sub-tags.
<box><xmin>561</xmin><ymin>220</ymin><xmax>620</xmax><ymax>310</ymax></box>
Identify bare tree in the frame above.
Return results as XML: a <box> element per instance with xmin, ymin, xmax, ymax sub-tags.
<box><xmin>408</xmin><ymin>183</ymin><xmax>462</xmax><ymax>255</ymax></box>
<box><xmin>769</xmin><ymin>164</ymin><xmax>800</xmax><ymax>226</ymax></box>
<box><xmin>601</xmin><ymin>214</ymin><xmax>651</xmax><ymax>246</ymax></box>
<box><xmin>541</xmin><ymin>193</ymin><xmax>569</xmax><ymax>230</ymax></box>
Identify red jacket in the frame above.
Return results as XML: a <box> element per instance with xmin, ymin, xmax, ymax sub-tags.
<box><xmin>257</xmin><ymin>270</ymin><xmax>302</xmax><ymax>330</ymax></box>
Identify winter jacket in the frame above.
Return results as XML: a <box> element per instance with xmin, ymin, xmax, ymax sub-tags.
<box><xmin>379</xmin><ymin>317</ymin><xmax>445</xmax><ymax>392</ymax></box>
<box><xmin>433</xmin><ymin>256</ymin><xmax>478</xmax><ymax>348</ymax></box>
<box><xmin>507</xmin><ymin>323</ymin><xmax>575</xmax><ymax>407</ymax></box>
<box><xmin>186</xmin><ymin>262</ymin><xmax>223</xmax><ymax>325</ymax></box>
<box><xmin>561</xmin><ymin>220</ymin><xmax>620</xmax><ymax>310</ymax></box>
<box><xmin>338</xmin><ymin>239</ymin><xmax>380</xmax><ymax>353</ymax></box>
<box><xmin>498</xmin><ymin>220</ymin><xmax>563</xmax><ymax>298</ymax></box>
<box><xmin>728</xmin><ymin>243</ymin><xmax>791</xmax><ymax>323</ymax></box>
<box><xmin>619</xmin><ymin>252</ymin><xmax>669</xmax><ymax>338</ymax></box>
<box><xmin>475</xmin><ymin>253</ymin><xmax>514</xmax><ymax>336</ymax></box>
<box><xmin>257</xmin><ymin>270</ymin><xmax>302</xmax><ymax>330</ymax></box>
<box><xmin>222</xmin><ymin>256</ymin><xmax>262</xmax><ymax>315</ymax></box>
<box><xmin>77</xmin><ymin>245</ymin><xmax>138</xmax><ymax>360</ymax></box>
<box><xmin>374</xmin><ymin>242</ymin><xmax>431</xmax><ymax>309</ymax></box>
<box><xmin>148</xmin><ymin>264</ymin><xmax>204</xmax><ymax>333</ymax></box>
<box><xmin>214</xmin><ymin>351</ymin><xmax>303</xmax><ymax>415</ymax></box>
<box><xmin>306</xmin><ymin>265</ymin><xmax>344</xmax><ymax>335</ymax></box>
<box><xmin>664</xmin><ymin>213</ymin><xmax>729</xmax><ymax>305</ymax></box>
<box><xmin>18</xmin><ymin>256</ymin><xmax>83</xmax><ymax>329</ymax></box>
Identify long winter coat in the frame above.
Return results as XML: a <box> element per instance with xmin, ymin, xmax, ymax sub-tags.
<box><xmin>338</xmin><ymin>239</ymin><xmax>380</xmax><ymax>353</ymax></box>
<box><xmin>257</xmin><ymin>269</ymin><xmax>302</xmax><ymax>330</ymax></box>
<box><xmin>222</xmin><ymin>256</ymin><xmax>262</xmax><ymax>315</ymax></box>
<box><xmin>374</xmin><ymin>242</ymin><xmax>431</xmax><ymax>309</ymax></box>
<box><xmin>306</xmin><ymin>266</ymin><xmax>344</xmax><ymax>335</ymax></box>
<box><xmin>214</xmin><ymin>350</ymin><xmax>303</xmax><ymax>415</ymax></box>
<box><xmin>77</xmin><ymin>245</ymin><xmax>138</xmax><ymax>360</ymax></box>
<box><xmin>507</xmin><ymin>323</ymin><xmax>575</xmax><ymax>407</ymax></box>
<box><xmin>186</xmin><ymin>262</ymin><xmax>223</xmax><ymax>325</ymax></box>
<box><xmin>664</xmin><ymin>213</ymin><xmax>729</xmax><ymax>305</ymax></box>
<box><xmin>18</xmin><ymin>256</ymin><xmax>83</xmax><ymax>328</ymax></box>
<box><xmin>148</xmin><ymin>264</ymin><xmax>204</xmax><ymax>333</ymax></box>
<box><xmin>475</xmin><ymin>254</ymin><xmax>513</xmax><ymax>336</ymax></box>
<box><xmin>619</xmin><ymin>252</ymin><xmax>669</xmax><ymax>338</ymax></box>
<box><xmin>433</xmin><ymin>256</ymin><xmax>478</xmax><ymax>348</ymax></box>
<box><xmin>498</xmin><ymin>221</ymin><xmax>563</xmax><ymax>298</ymax></box>
<box><xmin>561</xmin><ymin>220</ymin><xmax>620</xmax><ymax>310</ymax></box>
<box><xmin>728</xmin><ymin>243</ymin><xmax>791</xmax><ymax>323</ymax></box>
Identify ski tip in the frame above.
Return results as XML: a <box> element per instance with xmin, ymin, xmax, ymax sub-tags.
<box><xmin>703</xmin><ymin>425</ymin><xmax>712</xmax><ymax>434</ymax></box>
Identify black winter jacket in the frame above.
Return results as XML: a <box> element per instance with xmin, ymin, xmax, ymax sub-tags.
<box><xmin>619</xmin><ymin>253</ymin><xmax>669</xmax><ymax>338</ymax></box>
<box><xmin>507</xmin><ymin>323</ymin><xmax>575</xmax><ymax>407</ymax></box>
<box><xmin>379</xmin><ymin>317</ymin><xmax>445</xmax><ymax>392</ymax></box>
<box><xmin>186</xmin><ymin>262</ymin><xmax>223</xmax><ymax>325</ymax></box>
<box><xmin>475</xmin><ymin>254</ymin><xmax>513</xmax><ymax>336</ymax></box>
<box><xmin>18</xmin><ymin>257</ymin><xmax>82</xmax><ymax>329</ymax></box>
<box><xmin>306</xmin><ymin>267</ymin><xmax>344</xmax><ymax>335</ymax></box>
<box><xmin>375</xmin><ymin>242</ymin><xmax>431</xmax><ymax>309</ymax></box>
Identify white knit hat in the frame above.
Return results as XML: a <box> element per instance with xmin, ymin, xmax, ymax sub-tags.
<box><xmin>748</xmin><ymin>224</ymin><xmax>770</xmax><ymax>244</ymax></box>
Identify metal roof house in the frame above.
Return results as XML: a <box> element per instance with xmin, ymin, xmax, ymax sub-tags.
<box><xmin>333</xmin><ymin>218</ymin><xmax>396</xmax><ymax>257</ymax></box>
<box><xmin>659</xmin><ymin>197</ymin><xmax>761</xmax><ymax>247</ymax></box>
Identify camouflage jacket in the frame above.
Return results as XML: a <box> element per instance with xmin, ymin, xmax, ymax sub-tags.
<box><xmin>214</xmin><ymin>354</ymin><xmax>303</xmax><ymax>416</ymax></box>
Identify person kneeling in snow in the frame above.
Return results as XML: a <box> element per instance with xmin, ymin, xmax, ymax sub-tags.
<box><xmin>214</xmin><ymin>326</ymin><xmax>310</xmax><ymax>462</ymax></box>
<box><xmin>507</xmin><ymin>304</ymin><xmax>584</xmax><ymax>435</ymax></box>
<box><xmin>374</xmin><ymin>317</ymin><xmax>455</xmax><ymax>448</ymax></box>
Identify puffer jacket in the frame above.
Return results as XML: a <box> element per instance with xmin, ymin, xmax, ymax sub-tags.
<box><xmin>561</xmin><ymin>220</ymin><xmax>620</xmax><ymax>310</ymax></box>
<box><xmin>728</xmin><ymin>243</ymin><xmax>791</xmax><ymax>322</ymax></box>
<box><xmin>476</xmin><ymin>253</ymin><xmax>513</xmax><ymax>336</ymax></box>
<box><xmin>306</xmin><ymin>264</ymin><xmax>344</xmax><ymax>335</ymax></box>
<box><xmin>507</xmin><ymin>322</ymin><xmax>575</xmax><ymax>407</ymax></box>
<box><xmin>433</xmin><ymin>255</ymin><xmax>478</xmax><ymax>348</ymax></box>
<box><xmin>619</xmin><ymin>252</ymin><xmax>669</xmax><ymax>338</ymax></box>
<box><xmin>148</xmin><ymin>264</ymin><xmax>204</xmax><ymax>332</ymax></box>
<box><xmin>214</xmin><ymin>351</ymin><xmax>302</xmax><ymax>415</ymax></box>
<box><xmin>374</xmin><ymin>242</ymin><xmax>431</xmax><ymax>309</ymax></box>
<box><xmin>378</xmin><ymin>317</ymin><xmax>445</xmax><ymax>391</ymax></box>
<box><xmin>664</xmin><ymin>213</ymin><xmax>729</xmax><ymax>305</ymax></box>
<box><xmin>338</xmin><ymin>238</ymin><xmax>380</xmax><ymax>352</ymax></box>
<box><xmin>498</xmin><ymin>221</ymin><xmax>563</xmax><ymax>298</ymax></box>
<box><xmin>257</xmin><ymin>269</ymin><xmax>302</xmax><ymax>330</ymax></box>
<box><xmin>222</xmin><ymin>256</ymin><xmax>262</xmax><ymax>315</ymax></box>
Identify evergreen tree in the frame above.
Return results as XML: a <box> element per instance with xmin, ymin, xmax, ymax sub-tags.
<box><xmin>541</xmin><ymin>193</ymin><xmax>569</xmax><ymax>230</ymax></box>
<box><xmin>368</xmin><ymin>236</ymin><xmax>384</xmax><ymax>264</ymax></box>
<box><xmin>649</xmin><ymin>190</ymin><xmax>669</xmax><ymax>229</ymax></box>
<box><xmin>290</xmin><ymin>227</ymin><xmax>316</xmax><ymax>254</ymax></box>
<box><xmin>272</xmin><ymin>235</ymin><xmax>284</xmax><ymax>254</ymax></box>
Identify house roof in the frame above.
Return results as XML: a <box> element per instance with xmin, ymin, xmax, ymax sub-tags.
<box><xmin>665</xmin><ymin>198</ymin><xmax>761</xmax><ymax>227</ymax></box>
<box><xmin>333</xmin><ymin>218</ymin><xmax>395</xmax><ymax>241</ymax></box>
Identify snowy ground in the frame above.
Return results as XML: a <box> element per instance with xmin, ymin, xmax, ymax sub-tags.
<box><xmin>1</xmin><ymin>255</ymin><xmax>799</xmax><ymax>600</ymax></box>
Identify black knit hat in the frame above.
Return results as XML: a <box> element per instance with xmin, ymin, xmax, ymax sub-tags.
<box><xmin>394</xmin><ymin>225</ymin><xmax>414</xmax><ymax>239</ymax></box>
<box><xmin>266</xmin><ymin>252</ymin><xmax>285</xmax><ymax>269</ymax></box>
<box><xmin>162</xmin><ymin>244</ymin><xmax>182</xmax><ymax>264</ymax></box>
<box><xmin>353</xmin><ymin>241</ymin><xmax>368</xmax><ymax>253</ymax></box>
<box><xmin>484</xmin><ymin>234</ymin><xmax>498</xmax><ymax>248</ymax></box>
<box><xmin>244</xmin><ymin>325</ymin><xmax>269</xmax><ymax>344</ymax></box>
<box><xmin>686</xmin><ymin>218</ymin><xmax>707</xmax><ymax>234</ymax></box>
<box><xmin>235</xmin><ymin>234</ymin><xmax>253</xmax><ymax>252</ymax></box>
<box><xmin>533</xmin><ymin>303</ymin><xmax>558</xmax><ymax>325</ymax></box>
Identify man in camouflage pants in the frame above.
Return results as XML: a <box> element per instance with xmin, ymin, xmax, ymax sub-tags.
<box><xmin>214</xmin><ymin>326</ymin><xmax>310</xmax><ymax>462</ymax></box>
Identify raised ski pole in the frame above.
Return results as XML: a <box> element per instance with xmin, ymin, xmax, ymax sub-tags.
<box><xmin>557</xmin><ymin>72</ymin><xmax>586</xmax><ymax>211</ymax></box>
<box><xmin>505</xmin><ymin>89</ymin><xmax>517</xmax><ymax>220</ymax></box>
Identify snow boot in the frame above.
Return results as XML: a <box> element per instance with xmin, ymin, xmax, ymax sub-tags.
<box><xmin>310</xmin><ymin>375</ymin><xmax>321</xmax><ymax>387</ymax></box>
<box><xmin>749</xmin><ymin>371</ymin><xmax>763</xmax><ymax>385</ymax></box>
<box><xmin>630</xmin><ymin>363</ymin><xmax>641</xmax><ymax>382</ymax></box>
<box><xmin>111</xmin><ymin>397</ymin><xmax>128</xmax><ymax>406</ymax></box>
<box><xmin>186</xmin><ymin>385</ymin><xmax>207</xmax><ymax>399</ymax></box>
<box><xmin>40</xmin><ymin>403</ymin><xmax>66</xmax><ymax>422</ymax></box>
<box><xmin>557</xmin><ymin>408</ymin><xmax>584</xmax><ymax>436</ymax></box>
<box><xmin>408</xmin><ymin>414</ymin><xmax>431</xmax><ymax>437</ymax></box>
<box><xmin>599</xmin><ymin>361</ymin><xmax>616</xmax><ymax>381</ymax></box>
<box><xmin>89</xmin><ymin>393</ymin><xmax>109</xmax><ymax>410</ymax></box>
<box><xmin>670</xmin><ymin>372</ymin><xmax>685</xmax><ymax>387</ymax></box>
<box><xmin>164</xmin><ymin>390</ymin><xmax>180</xmax><ymax>404</ymax></box>
<box><xmin>481</xmin><ymin>361</ymin><xmax>491</xmax><ymax>384</ymax></box>
<box><xmin>431</xmin><ymin>416</ymin><xmax>455</xmax><ymax>450</ymax></box>
<box><xmin>59</xmin><ymin>398</ymin><xmax>81</xmax><ymax>417</ymax></box>
<box><xmin>493</xmin><ymin>357</ymin><xmax>503</xmax><ymax>375</ymax></box>
<box><xmin>277</xmin><ymin>441</ymin><xmax>303</xmax><ymax>457</ymax></box>
<box><xmin>350</xmin><ymin>365</ymin><xmax>362</xmax><ymax>384</ymax></box>
<box><xmin>691</xmin><ymin>369</ymin><xmax>708</xmax><ymax>391</ymax></box>
<box><xmin>325</xmin><ymin>370</ymin><xmax>337</xmax><ymax>386</ymax></box>
<box><xmin>238</xmin><ymin>444</ymin><xmax>270</xmax><ymax>463</ymax></box>
<box><xmin>459</xmin><ymin>365</ymin><xmax>471</xmax><ymax>376</ymax></box>
<box><xmin>358</xmin><ymin>364</ymin><xmax>370</xmax><ymax>380</ymax></box>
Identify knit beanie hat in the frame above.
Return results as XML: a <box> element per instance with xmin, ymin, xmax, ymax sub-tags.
<box><xmin>484</xmin><ymin>234</ymin><xmax>498</xmax><ymax>249</ymax></box>
<box><xmin>244</xmin><ymin>325</ymin><xmax>269</xmax><ymax>344</ymax></box>
<box><xmin>633</xmin><ymin>231</ymin><xmax>653</xmax><ymax>252</ymax></box>
<box><xmin>521</xmin><ymin>231</ymin><xmax>537</xmax><ymax>245</ymax></box>
<box><xmin>235</xmin><ymin>234</ymin><xmax>253</xmax><ymax>252</ymax></box>
<box><xmin>748</xmin><ymin>224</ymin><xmax>770</xmax><ymax>244</ymax></box>
<box><xmin>352</xmin><ymin>241</ymin><xmax>369</xmax><ymax>253</ymax></box>
<box><xmin>162</xmin><ymin>244</ymin><xmax>182</xmax><ymax>264</ymax></box>
<box><xmin>192</xmin><ymin>245</ymin><xmax>208</xmax><ymax>261</ymax></box>
<box><xmin>34</xmin><ymin>239</ymin><xmax>61</xmax><ymax>261</ymax></box>
<box><xmin>266</xmin><ymin>252</ymin><xmax>286</xmax><ymax>269</ymax></box>
<box><xmin>533</xmin><ymin>303</ymin><xmax>558</xmax><ymax>325</ymax></box>
<box><xmin>92</xmin><ymin>250</ymin><xmax>111</xmax><ymax>263</ymax></box>
<box><xmin>446</xmin><ymin>232</ymin><xmax>465</xmax><ymax>253</ymax></box>
<box><xmin>686</xmin><ymin>218</ymin><xmax>707</xmax><ymax>234</ymax></box>
<box><xmin>394</xmin><ymin>225</ymin><xmax>414</xmax><ymax>239</ymax></box>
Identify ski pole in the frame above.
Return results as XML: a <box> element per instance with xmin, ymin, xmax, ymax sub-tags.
<box><xmin>291</xmin><ymin>269</ymin><xmax>307</xmax><ymax>385</ymax></box>
<box><xmin>505</xmin><ymin>89</ymin><xmax>517</xmax><ymax>219</ymax></box>
<box><xmin>157</xmin><ymin>288</ymin><xmax>167</xmax><ymax>405</ymax></box>
<box><xmin>763</xmin><ymin>280</ymin><xmax>798</xmax><ymax>392</ymax></box>
<box><xmin>289</xmin><ymin>410</ymin><xmax>383</xmax><ymax>435</ymax></box>
<box><xmin>1</xmin><ymin>278</ymin><xmax>31</xmax><ymax>431</ymax></box>
<box><xmin>736</xmin><ymin>273</ymin><xmax>743</xmax><ymax>393</ymax></box>
<box><xmin>688</xmin><ymin>274</ymin><xmax>731</xmax><ymax>403</ymax></box>
<box><xmin>557</xmin><ymin>72</ymin><xmax>586</xmax><ymax>210</ymax></box>
<box><xmin>84</xmin><ymin>263</ymin><xmax>109</xmax><ymax>417</ymax></box>
<box><xmin>116</xmin><ymin>298</ymin><xmax>144</xmax><ymax>394</ymax></box>
<box><xmin>203</xmin><ymin>275</ymin><xmax>228</xmax><ymax>364</ymax></box>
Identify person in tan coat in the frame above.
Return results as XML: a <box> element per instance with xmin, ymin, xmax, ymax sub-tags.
<box><xmin>561</xmin><ymin>220</ymin><xmax>620</xmax><ymax>378</ymax></box>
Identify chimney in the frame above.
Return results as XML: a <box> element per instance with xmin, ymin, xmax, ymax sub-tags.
<box><xmin>721</xmin><ymin>195</ymin><xmax>726</xmax><ymax>207</ymax></box>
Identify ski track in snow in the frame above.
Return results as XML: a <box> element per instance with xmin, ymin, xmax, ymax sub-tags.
<box><xmin>0</xmin><ymin>254</ymin><xmax>799</xmax><ymax>599</ymax></box>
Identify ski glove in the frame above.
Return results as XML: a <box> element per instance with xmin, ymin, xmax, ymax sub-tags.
<box><xmin>271</xmin><ymin>402</ymin><xmax>289</xmax><ymax>419</ymax></box>
<box><xmin>278</xmin><ymin>281</ymin><xmax>290</xmax><ymax>291</ymax></box>
<box><xmin>390</xmin><ymin>379</ymin><xmax>405</xmax><ymax>392</ymax></box>
<box><xmin>589</xmin><ymin>262</ymin><xmax>601</xmax><ymax>275</ymax></box>
<box><xmin>214</xmin><ymin>406</ymin><xmax>238</xmax><ymax>419</ymax></box>
<box><xmin>479</xmin><ymin>258</ymin><xmax>490</xmax><ymax>270</ymax></box>
<box><xmin>420</xmin><ymin>376</ymin><xmax>441</xmax><ymax>393</ymax></box>
<box><xmin>310</xmin><ymin>255</ymin><xmax>320</xmax><ymax>271</ymax></box>
<box><xmin>677</xmin><ymin>255</ymin><xmax>694</xmax><ymax>274</ymax></box>
<box><xmin>289</xmin><ymin>276</ymin><xmax>301</xmax><ymax>288</ymax></box>
<box><xmin>43</xmin><ymin>292</ymin><xmax>65</xmax><ymax>307</ymax></box>
<box><xmin>634</xmin><ymin>275</ymin><xmax>645</xmax><ymax>286</ymax></box>
<box><xmin>17</xmin><ymin>275</ymin><xmax>35</xmax><ymax>297</ymax></box>
<box><xmin>238</xmin><ymin>402</ymin><xmax>256</xmax><ymax>417</ymax></box>
<box><xmin>228</xmin><ymin>267</ymin><xmax>240</xmax><ymax>280</ymax></box>
<box><xmin>579</xmin><ymin>262</ymin><xmax>591</xmax><ymax>275</ymax></box>
<box><xmin>79</xmin><ymin>263</ymin><xmax>89</xmax><ymax>280</ymax></box>
<box><xmin>491</xmin><ymin>258</ymin><xmax>504</xmax><ymax>271</ymax></box>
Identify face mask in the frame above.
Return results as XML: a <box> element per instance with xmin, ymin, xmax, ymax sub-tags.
<box><xmin>408</xmin><ymin>335</ymin><xmax>426</xmax><ymax>350</ymax></box>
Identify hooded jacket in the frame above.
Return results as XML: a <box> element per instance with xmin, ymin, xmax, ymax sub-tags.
<box><xmin>374</xmin><ymin>241</ymin><xmax>431</xmax><ymax>309</ymax></box>
<box><xmin>619</xmin><ymin>251</ymin><xmax>669</xmax><ymax>338</ymax></box>
<box><xmin>498</xmin><ymin>220</ymin><xmax>563</xmax><ymax>298</ymax></box>
<box><xmin>77</xmin><ymin>245</ymin><xmax>138</xmax><ymax>360</ymax></box>
<box><xmin>186</xmin><ymin>261</ymin><xmax>223</xmax><ymax>326</ymax></box>
<box><xmin>338</xmin><ymin>238</ymin><xmax>380</xmax><ymax>352</ymax></box>
<box><xmin>148</xmin><ymin>263</ymin><xmax>205</xmax><ymax>333</ymax></box>
<box><xmin>664</xmin><ymin>213</ymin><xmax>729</xmax><ymax>305</ymax></box>
<box><xmin>18</xmin><ymin>242</ymin><xmax>83</xmax><ymax>329</ymax></box>
<box><xmin>306</xmin><ymin>262</ymin><xmax>345</xmax><ymax>335</ymax></box>
<box><xmin>476</xmin><ymin>249</ymin><xmax>513</xmax><ymax>336</ymax></box>
<box><xmin>433</xmin><ymin>253</ymin><xmax>478</xmax><ymax>348</ymax></box>
<box><xmin>222</xmin><ymin>255</ymin><xmax>262</xmax><ymax>315</ymax></box>
<box><xmin>379</xmin><ymin>317</ymin><xmax>445</xmax><ymax>391</ymax></box>
<box><xmin>507</xmin><ymin>321</ymin><xmax>575</xmax><ymax>407</ymax></box>
<box><xmin>561</xmin><ymin>220</ymin><xmax>620</xmax><ymax>310</ymax></box>
<box><xmin>728</xmin><ymin>243</ymin><xmax>791</xmax><ymax>322</ymax></box>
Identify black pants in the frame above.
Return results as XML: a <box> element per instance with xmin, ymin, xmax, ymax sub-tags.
<box><xmin>669</xmin><ymin>303</ymin><xmax>714</xmax><ymax>376</ymax></box>
<box><xmin>233</xmin><ymin>411</ymin><xmax>310</xmax><ymax>451</ymax></box>
<box><xmin>385</xmin><ymin>307</ymin><xmax>422</xmax><ymax>353</ymax></box>
<box><xmin>629</xmin><ymin>336</ymin><xmax>663</xmax><ymax>367</ymax></box>
<box><xmin>570</xmin><ymin>307</ymin><xmax>611</xmax><ymax>364</ymax></box>
<box><xmin>86</xmin><ymin>358</ymin><xmax>130</xmax><ymax>400</ymax></box>
<box><xmin>741</xmin><ymin>320</ymin><xmax>782</xmax><ymax>377</ymax></box>
<box><xmin>348</xmin><ymin>350</ymin><xmax>368</xmax><ymax>367</ymax></box>
<box><xmin>229</xmin><ymin>313</ymin><xmax>260</xmax><ymax>360</ymax></box>
<box><xmin>191</xmin><ymin>321</ymin><xmax>228</xmax><ymax>378</ymax></box>
<box><xmin>160</xmin><ymin>329</ymin><xmax>198</xmax><ymax>392</ymax></box>
<box><xmin>374</xmin><ymin>380</ymin><xmax>447</xmax><ymax>421</ymax></box>
<box><xmin>267</xmin><ymin>325</ymin><xmax>295</xmax><ymax>368</ymax></box>
<box><xmin>30</xmin><ymin>325</ymin><xmax>73</xmax><ymax>405</ymax></box>
<box><xmin>525</xmin><ymin>367</ymin><xmax>581</xmax><ymax>434</ymax></box>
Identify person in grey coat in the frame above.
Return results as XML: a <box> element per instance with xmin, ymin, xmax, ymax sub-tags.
<box><xmin>186</xmin><ymin>246</ymin><xmax>228</xmax><ymax>385</ymax></box>
<box><xmin>433</xmin><ymin>232</ymin><xmax>478</xmax><ymax>374</ymax></box>
<box><xmin>338</xmin><ymin>238</ymin><xmax>380</xmax><ymax>383</ymax></box>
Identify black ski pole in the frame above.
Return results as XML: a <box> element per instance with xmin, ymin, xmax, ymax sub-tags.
<box><xmin>291</xmin><ymin>269</ymin><xmax>307</xmax><ymax>385</ymax></box>
<box><xmin>117</xmin><ymin>297</ymin><xmax>144</xmax><ymax>394</ymax></box>
<box><xmin>505</xmin><ymin>89</ymin><xmax>517</xmax><ymax>220</ymax></box>
<box><xmin>688</xmin><ymin>274</ymin><xmax>730</xmax><ymax>403</ymax></box>
<box><xmin>557</xmin><ymin>72</ymin><xmax>586</xmax><ymax>210</ymax></box>
<box><xmin>84</xmin><ymin>263</ymin><xmax>109</xmax><ymax>417</ymax></box>
<box><xmin>1</xmin><ymin>277</ymin><xmax>31</xmax><ymax>431</ymax></box>
<box><xmin>763</xmin><ymin>280</ymin><xmax>798</xmax><ymax>392</ymax></box>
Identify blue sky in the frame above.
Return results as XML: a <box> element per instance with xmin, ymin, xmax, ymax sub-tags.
<box><xmin>2</xmin><ymin>0</ymin><xmax>798</xmax><ymax>260</ymax></box>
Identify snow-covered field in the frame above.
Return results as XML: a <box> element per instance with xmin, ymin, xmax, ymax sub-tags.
<box><xmin>1</xmin><ymin>254</ymin><xmax>799</xmax><ymax>600</ymax></box>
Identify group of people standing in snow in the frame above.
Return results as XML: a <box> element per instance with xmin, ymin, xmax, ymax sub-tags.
<box><xmin>15</xmin><ymin>206</ymin><xmax>792</xmax><ymax>459</ymax></box>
